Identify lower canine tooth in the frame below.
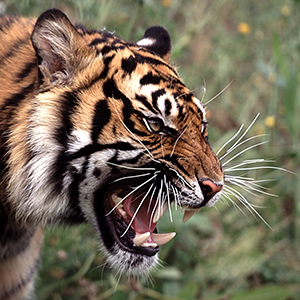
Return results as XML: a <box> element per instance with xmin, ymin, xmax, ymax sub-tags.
<box><xmin>151</xmin><ymin>232</ymin><xmax>176</xmax><ymax>246</ymax></box>
<box><xmin>133</xmin><ymin>232</ymin><xmax>150</xmax><ymax>247</ymax></box>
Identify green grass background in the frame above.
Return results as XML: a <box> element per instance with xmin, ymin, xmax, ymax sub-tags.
<box><xmin>1</xmin><ymin>0</ymin><xmax>300</xmax><ymax>299</ymax></box>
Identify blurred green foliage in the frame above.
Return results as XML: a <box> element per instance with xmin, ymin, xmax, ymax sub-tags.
<box><xmin>1</xmin><ymin>0</ymin><xmax>300</xmax><ymax>299</ymax></box>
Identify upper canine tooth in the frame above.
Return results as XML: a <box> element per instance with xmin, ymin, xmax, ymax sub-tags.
<box><xmin>153</xmin><ymin>202</ymin><xmax>168</xmax><ymax>223</ymax></box>
<box><xmin>133</xmin><ymin>232</ymin><xmax>150</xmax><ymax>247</ymax></box>
<box><xmin>182</xmin><ymin>209</ymin><xmax>200</xmax><ymax>223</ymax></box>
<box><xmin>151</xmin><ymin>232</ymin><xmax>176</xmax><ymax>246</ymax></box>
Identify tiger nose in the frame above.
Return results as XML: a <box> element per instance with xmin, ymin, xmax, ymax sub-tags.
<box><xmin>200</xmin><ymin>179</ymin><xmax>223</xmax><ymax>199</ymax></box>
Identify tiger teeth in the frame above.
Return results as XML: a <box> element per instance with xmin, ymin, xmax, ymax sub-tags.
<box><xmin>111</xmin><ymin>193</ymin><xmax>122</xmax><ymax>205</ymax></box>
<box><xmin>182</xmin><ymin>209</ymin><xmax>200</xmax><ymax>223</ymax></box>
<box><xmin>133</xmin><ymin>232</ymin><xmax>151</xmax><ymax>247</ymax></box>
<box><xmin>151</xmin><ymin>232</ymin><xmax>176</xmax><ymax>246</ymax></box>
<box><xmin>153</xmin><ymin>202</ymin><xmax>168</xmax><ymax>223</ymax></box>
<box><xmin>133</xmin><ymin>232</ymin><xmax>176</xmax><ymax>247</ymax></box>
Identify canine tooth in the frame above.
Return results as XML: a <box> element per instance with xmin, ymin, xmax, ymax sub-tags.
<box><xmin>133</xmin><ymin>232</ymin><xmax>150</xmax><ymax>247</ymax></box>
<box><xmin>153</xmin><ymin>202</ymin><xmax>168</xmax><ymax>223</ymax></box>
<box><xmin>151</xmin><ymin>232</ymin><xmax>176</xmax><ymax>246</ymax></box>
<box><xmin>182</xmin><ymin>209</ymin><xmax>200</xmax><ymax>223</ymax></box>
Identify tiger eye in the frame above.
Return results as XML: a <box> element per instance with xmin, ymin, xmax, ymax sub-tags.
<box><xmin>148</xmin><ymin>119</ymin><xmax>162</xmax><ymax>132</ymax></box>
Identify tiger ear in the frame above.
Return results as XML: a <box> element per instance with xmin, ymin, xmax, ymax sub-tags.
<box><xmin>31</xmin><ymin>8</ymin><xmax>88</xmax><ymax>84</ymax></box>
<box><xmin>137</xmin><ymin>26</ymin><xmax>171</xmax><ymax>63</ymax></box>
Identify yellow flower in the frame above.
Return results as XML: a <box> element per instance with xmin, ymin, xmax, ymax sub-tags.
<box><xmin>237</xmin><ymin>22</ymin><xmax>251</xmax><ymax>35</ymax></box>
<box><xmin>281</xmin><ymin>6</ymin><xmax>290</xmax><ymax>17</ymax></box>
<box><xmin>265</xmin><ymin>116</ymin><xmax>275</xmax><ymax>128</ymax></box>
<box><xmin>161</xmin><ymin>0</ymin><xmax>171</xmax><ymax>7</ymax></box>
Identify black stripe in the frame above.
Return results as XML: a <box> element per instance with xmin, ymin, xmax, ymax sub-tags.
<box><xmin>0</xmin><ymin>39</ymin><xmax>27</xmax><ymax>67</ymax></box>
<box><xmin>164</xmin><ymin>98</ymin><xmax>172</xmax><ymax>116</ymax></box>
<box><xmin>0</xmin><ymin>226</ymin><xmax>36</xmax><ymax>261</ymax></box>
<box><xmin>151</xmin><ymin>88</ymin><xmax>166</xmax><ymax>112</ymax></box>
<box><xmin>91</xmin><ymin>100</ymin><xmax>111</xmax><ymax>144</ymax></box>
<box><xmin>0</xmin><ymin>83</ymin><xmax>35</xmax><ymax>110</ymax></box>
<box><xmin>69</xmin><ymin>142</ymin><xmax>136</xmax><ymax>160</ymax></box>
<box><xmin>15</xmin><ymin>61</ymin><xmax>37</xmax><ymax>83</ymax></box>
<box><xmin>140</xmin><ymin>72</ymin><xmax>161</xmax><ymax>86</ymax></box>
<box><xmin>135</xmin><ymin>94</ymin><xmax>159</xmax><ymax>114</ymax></box>
<box><xmin>49</xmin><ymin>91</ymin><xmax>80</xmax><ymax>196</ymax></box>
<box><xmin>121</xmin><ymin>55</ymin><xmax>137</xmax><ymax>75</ymax></box>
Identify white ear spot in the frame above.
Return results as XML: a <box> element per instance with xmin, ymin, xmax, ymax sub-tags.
<box><xmin>137</xmin><ymin>37</ymin><xmax>156</xmax><ymax>48</ymax></box>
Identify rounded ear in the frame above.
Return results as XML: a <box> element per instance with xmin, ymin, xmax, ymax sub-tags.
<box><xmin>31</xmin><ymin>8</ymin><xmax>88</xmax><ymax>84</ymax></box>
<box><xmin>137</xmin><ymin>26</ymin><xmax>171</xmax><ymax>63</ymax></box>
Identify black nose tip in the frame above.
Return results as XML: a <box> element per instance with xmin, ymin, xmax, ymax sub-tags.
<box><xmin>200</xmin><ymin>179</ymin><xmax>223</xmax><ymax>201</ymax></box>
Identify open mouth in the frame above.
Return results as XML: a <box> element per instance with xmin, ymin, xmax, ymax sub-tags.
<box><xmin>97</xmin><ymin>179</ymin><xmax>201</xmax><ymax>258</ymax></box>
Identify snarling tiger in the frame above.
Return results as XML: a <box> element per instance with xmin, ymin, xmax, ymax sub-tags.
<box><xmin>0</xmin><ymin>8</ymin><xmax>223</xmax><ymax>300</ymax></box>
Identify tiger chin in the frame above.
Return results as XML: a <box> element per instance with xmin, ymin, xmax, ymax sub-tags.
<box><xmin>0</xmin><ymin>8</ymin><xmax>223</xmax><ymax>300</ymax></box>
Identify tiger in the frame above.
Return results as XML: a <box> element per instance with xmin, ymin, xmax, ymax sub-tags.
<box><xmin>0</xmin><ymin>8</ymin><xmax>224</xmax><ymax>300</ymax></box>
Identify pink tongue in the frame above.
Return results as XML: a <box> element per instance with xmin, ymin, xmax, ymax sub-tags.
<box><xmin>123</xmin><ymin>194</ymin><xmax>157</xmax><ymax>234</ymax></box>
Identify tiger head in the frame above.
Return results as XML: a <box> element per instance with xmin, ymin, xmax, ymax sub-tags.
<box><xmin>12</xmin><ymin>9</ymin><xmax>224</xmax><ymax>276</ymax></box>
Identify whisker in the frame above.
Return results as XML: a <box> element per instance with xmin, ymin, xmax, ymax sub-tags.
<box><xmin>223</xmin><ymin>185</ymin><xmax>273</xmax><ymax>230</ymax></box>
<box><xmin>219</xmin><ymin>134</ymin><xmax>267</xmax><ymax>161</ymax></box>
<box><xmin>121</xmin><ymin>183</ymin><xmax>154</xmax><ymax>237</ymax></box>
<box><xmin>222</xmin><ymin>141</ymin><xmax>269</xmax><ymax>167</ymax></box>
<box><xmin>226</xmin><ymin>178</ymin><xmax>277</xmax><ymax>197</ymax></box>
<box><xmin>168</xmin><ymin>166</ymin><xmax>194</xmax><ymax>190</ymax></box>
<box><xmin>147</xmin><ymin>186</ymin><xmax>157</xmax><ymax>229</ymax></box>
<box><xmin>204</xmin><ymin>80</ymin><xmax>233</xmax><ymax>106</ymax></box>
<box><xmin>164</xmin><ymin>175</ymin><xmax>173</xmax><ymax>222</ymax></box>
<box><xmin>150</xmin><ymin>179</ymin><xmax>164</xmax><ymax>224</ymax></box>
<box><xmin>105</xmin><ymin>173</ymin><xmax>158</xmax><ymax>216</ymax></box>
<box><xmin>107</xmin><ymin>162</ymin><xmax>156</xmax><ymax>171</ymax></box>
<box><xmin>225</xmin><ymin>165</ymin><xmax>295</xmax><ymax>174</ymax></box>
<box><xmin>221</xmin><ymin>188</ymin><xmax>250</xmax><ymax>218</ymax></box>
<box><xmin>216</xmin><ymin>124</ymin><xmax>244</xmax><ymax>156</ymax></box>
<box><xmin>217</xmin><ymin>113</ymin><xmax>260</xmax><ymax>157</ymax></box>
<box><xmin>112</xmin><ymin>172</ymin><xmax>152</xmax><ymax>184</ymax></box>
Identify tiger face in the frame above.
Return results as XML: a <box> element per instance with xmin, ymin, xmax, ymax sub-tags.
<box><xmin>1</xmin><ymin>9</ymin><xmax>223</xmax><ymax>278</ymax></box>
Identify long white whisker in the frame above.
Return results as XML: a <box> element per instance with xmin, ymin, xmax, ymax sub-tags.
<box><xmin>221</xmin><ymin>188</ymin><xmax>250</xmax><ymax>218</ymax></box>
<box><xmin>219</xmin><ymin>134</ymin><xmax>267</xmax><ymax>161</ymax></box>
<box><xmin>164</xmin><ymin>175</ymin><xmax>173</xmax><ymax>222</ymax></box>
<box><xmin>224</xmin><ymin>185</ymin><xmax>273</xmax><ymax>230</ymax></box>
<box><xmin>168</xmin><ymin>166</ymin><xmax>193</xmax><ymax>190</ymax></box>
<box><xmin>107</xmin><ymin>162</ymin><xmax>155</xmax><ymax>171</ymax></box>
<box><xmin>222</xmin><ymin>141</ymin><xmax>269</xmax><ymax>166</ymax></box>
<box><xmin>105</xmin><ymin>173</ymin><xmax>158</xmax><ymax>216</ymax></box>
<box><xmin>218</xmin><ymin>113</ymin><xmax>260</xmax><ymax>158</ymax></box>
<box><xmin>223</xmin><ymin>158</ymin><xmax>269</xmax><ymax>170</ymax></box>
<box><xmin>226</xmin><ymin>178</ymin><xmax>277</xmax><ymax>197</ymax></box>
<box><xmin>150</xmin><ymin>179</ymin><xmax>164</xmax><ymax>224</ymax></box>
<box><xmin>216</xmin><ymin>124</ymin><xmax>244</xmax><ymax>156</ymax></box>
<box><xmin>225</xmin><ymin>165</ymin><xmax>295</xmax><ymax>174</ymax></box>
<box><xmin>204</xmin><ymin>80</ymin><xmax>233</xmax><ymax>106</ymax></box>
<box><xmin>112</xmin><ymin>173</ymin><xmax>151</xmax><ymax>184</ymax></box>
